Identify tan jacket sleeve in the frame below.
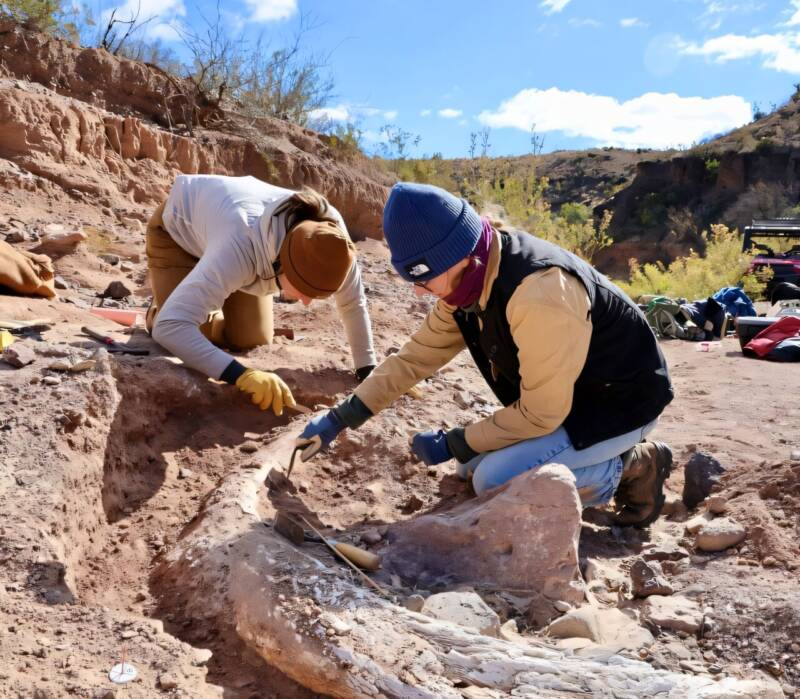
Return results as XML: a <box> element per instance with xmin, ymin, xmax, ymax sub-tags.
<box><xmin>464</xmin><ymin>267</ymin><xmax>592</xmax><ymax>454</ymax></box>
<box><xmin>354</xmin><ymin>299</ymin><xmax>466</xmax><ymax>414</ymax></box>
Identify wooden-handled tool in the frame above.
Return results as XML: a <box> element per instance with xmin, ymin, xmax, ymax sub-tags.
<box><xmin>299</xmin><ymin>516</ymin><xmax>386</xmax><ymax>595</ymax></box>
<box><xmin>81</xmin><ymin>327</ymin><xmax>149</xmax><ymax>355</ymax></box>
<box><xmin>272</xmin><ymin>512</ymin><xmax>381</xmax><ymax>571</ymax></box>
<box><xmin>325</xmin><ymin>540</ymin><xmax>381</xmax><ymax>572</ymax></box>
<box><xmin>271</xmin><ymin>512</ymin><xmax>386</xmax><ymax>595</ymax></box>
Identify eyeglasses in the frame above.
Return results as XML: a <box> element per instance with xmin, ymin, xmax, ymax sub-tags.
<box><xmin>413</xmin><ymin>280</ymin><xmax>433</xmax><ymax>291</ymax></box>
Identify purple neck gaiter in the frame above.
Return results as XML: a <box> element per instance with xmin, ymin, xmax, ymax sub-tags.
<box><xmin>443</xmin><ymin>218</ymin><xmax>493</xmax><ymax>308</ymax></box>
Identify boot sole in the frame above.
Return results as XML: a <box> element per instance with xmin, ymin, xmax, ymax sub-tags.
<box><xmin>633</xmin><ymin>441</ymin><xmax>673</xmax><ymax>529</ymax></box>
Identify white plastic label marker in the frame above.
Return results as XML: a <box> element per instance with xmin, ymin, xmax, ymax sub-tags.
<box><xmin>108</xmin><ymin>662</ymin><xmax>137</xmax><ymax>684</ymax></box>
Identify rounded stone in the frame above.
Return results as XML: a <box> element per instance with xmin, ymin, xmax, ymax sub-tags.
<box><xmin>705</xmin><ymin>495</ymin><xmax>728</xmax><ymax>515</ymax></box>
<box><xmin>695</xmin><ymin>518</ymin><xmax>747</xmax><ymax>552</ymax></box>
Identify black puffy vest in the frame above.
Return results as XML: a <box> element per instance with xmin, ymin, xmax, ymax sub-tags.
<box><xmin>453</xmin><ymin>231</ymin><xmax>673</xmax><ymax>450</ymax></box>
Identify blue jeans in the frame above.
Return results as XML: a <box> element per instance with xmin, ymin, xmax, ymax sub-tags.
<box><xmin>461</xmin><ymin>421</ymin><xmax>657</xmax><ymax>505</ymax></box>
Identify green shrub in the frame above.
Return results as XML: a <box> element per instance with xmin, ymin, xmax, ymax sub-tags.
<box><xmin>0</xmin><ymin>0</ymin><xmax>60</xmax><ymax>30</ymax></box>
<box><xmin>755</xmin><ymin>137</ymin><xmax>775</xmax><ymax>153</ymax></box>
<box><xmin>558</xmin><ymin>202</ymin><xmax>592</xmax><ymax>226</ymax></box>
<box><xmin>704</xmin><ymin>157</ymin><xmax>720</xmax><ymax>179</ymax></box>
<box><xmin>477</xmin><ymin>174</ymin><xmax>611</xmax><ymax>263</ymax></box>
<box><xmin>545</xmin><ymin>209</ymin><xmax>612</xmax><ymax>263</ymax></box>
<box><xmin>616</xmin><ymin>224</ymin><xmax>769</xmax><ymax>301</ymax></box>
<box><xmin>323</xmin><ymin>122</ymin><xmax>364</xmax><ymax>161</ymax></box>
<box><xmin>637</xmin><ymin>192</ymin><xmax>667</xmax><ymax>228</ymax></box>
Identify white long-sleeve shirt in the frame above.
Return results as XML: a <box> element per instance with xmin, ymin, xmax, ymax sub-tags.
<box><xmin>153</xmin><ymin>175</ymin><xmax>376</xmax><ymax>379</ymax></box>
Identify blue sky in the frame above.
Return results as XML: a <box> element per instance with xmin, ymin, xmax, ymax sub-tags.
<box><xmin>93</xmin><ymin>0</ymin><xmax>800</xmax><ymax>156</ymax></box>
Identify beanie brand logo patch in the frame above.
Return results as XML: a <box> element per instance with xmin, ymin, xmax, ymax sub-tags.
<box><xmin>406</xmin><ymin>260</ymin><xmax>431</xmax><ymax>278</ymax></box>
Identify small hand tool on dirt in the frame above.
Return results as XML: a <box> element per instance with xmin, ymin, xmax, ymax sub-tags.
<box><xmin>273</xmin><ymin>326</ymin><xmax>295</xmax><ymax>340</ymax></box>
<box><xmin>81</xmin><ymin>326</ymin><xmax>149</xmax><ymax>355</ymax></box>
<box><xmin>287</xmin><ymin>403</ymin><xmax>312</xmax><ymax>415</ymax></box>
<box><xmin>0</xmin><ymin>319</ymin><xmax>52</xmax><ymax>341</ymax></box>
<box><xmin>272</xmin><ymin>511</ymin><xmax>381</xmax><ymax>572</ymax></box>
<box><xmin>286</xmin><ymin>435</ymin><xmax>323</xmax><ymax>479</ymax></box>
<box><xmin>300</xmin><ymin>515</ymin><xmax>387</xmax><ymax>595</ymax></box>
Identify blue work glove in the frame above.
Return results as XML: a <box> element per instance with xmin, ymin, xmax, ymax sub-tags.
<box><xmin>411</xmin><ymin>429</ymin><xmax>452</xmax><ymax>465</ymax></box>
<box><xmin>299</xmin><ymin>410</ymin><xmax>345</xmax><ymax>450</ymax></box>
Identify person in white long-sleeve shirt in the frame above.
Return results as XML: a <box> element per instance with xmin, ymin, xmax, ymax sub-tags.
<box><xmin>145</xmin><ymin>174</ymin><xmax>377</xmax><ymax>415</ymax></box>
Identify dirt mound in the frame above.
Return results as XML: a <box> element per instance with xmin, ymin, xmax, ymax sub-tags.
<box><xmin>720</xmin><ymin>460</ymin><xmax>800</xmax><ymax>568</ymax></box>
<box><xmin>0</xmin><ymin>22</ymin><xmax>389</xmax><ymax>239</ymax></box>
<box><xmin>0</xmin><ymin>332</ymin><xmax>219</xmax><ymax>696</ymax></box>
<box><xmin>1</xmin><ymin>265</ymin><xmax>795</xmax><ymax>697</ymax></box>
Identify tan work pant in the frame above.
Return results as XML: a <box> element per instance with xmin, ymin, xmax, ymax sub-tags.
<box><xmin>145</xmin><ymin>202</ymin><xmax>273</xmax><ymax>350</ymax></box>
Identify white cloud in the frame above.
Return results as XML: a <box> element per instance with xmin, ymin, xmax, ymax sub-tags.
<box><xmin>308</xmin><ymin>104</ymin><xmax>398</xmax><ymax>123</ymax></box>
<box><xmin>697</xmin><ymin>0</ymin><xmax>764</xmax><ymax>30</ymax></box>
<box><xmin>620</xmin><ymin>17</ymin><xmax>648</xmax><ymax>28</ymax></box>
<box><xmin>420</xmin><ymin>109</ymin><xmax>432</xmax><ymax>117</ymax></box>
<box><xmin>102</xmin><ymin>0</ymin><xmax>185</xmax><ymax>34</ymax></box>
<box><xmin>438</xmin><ymin>108</ymin><xmax>462</xmax><ymax>118</ymax></box>
<box><xmin>101</xmin><ymin>0</ymin><xmax>185</xmax><ymax>41</ymax></box>
<box><xmin>309</xmin><ymin>105</ymin><xmax>351</xmax><ymax>122</ymax></box>
<box><xmin>540</xmin><ymin>0</ymin><xmax>571</xmax><ymax>14</ymax></box>
<box><xmin>478</xmin><ymin>87</ymin><xmax>751</xmax><ymax>149</ymax></box>
<box><xmin>569</xmin><ymin>17</ymin><xmax>602</xmax><ymax>28</ymax></box>
<box><xmin>362</xmin><ymin>129</ymin><xmax>387</xmax><ymax>144</ymax></box>
<box><xmin>243</xmin><ymin>0</ymin><xmax>297</xmax><ymax>22</ymax></box>
<box><xmin>104</xmin><ymin>0</ymin><xmax>185</xmax><ymax>20</ymax></box>
<box><xmin>788</xmin><ymin>0</ymin><xmax>800</xmax><ymax>25</ymax></box>
<box><xmin>344</xmin><ymin>106</ymin><xmax>398</xmax><ymax>120</ymax></box>
<box><xmin>147</xmin><ymin>22</ymin><xmax>181</xmax><ymax>41</ymax></box>
<box><xmin>678</xmin><ymin>32</ymin><xmax>800</xmax><ymax>73</ymax></box>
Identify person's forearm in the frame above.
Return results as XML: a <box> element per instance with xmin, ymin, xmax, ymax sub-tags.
<box><xmin>152</xmin><ymin>242</ymin><xmax>258</xmax><ymax>381</ymax></box>
<box><xmin>335</xmin><ymin>261</ymin><xmax>377</xmax><ymax>369</ymax></box>
<box><xmin>464</xmin><ymin>401</ymin><xmax>568</xmax><ymax>454</ymax></box>
<box><xmin>355</xmin><ymin>302</ymin><xmax>466</xmax><ymax>414</ymax></box>
<box><xmin>340</xmin><ymin>302</ymin><xmax>377</xmax><ymax>369</ymax></box>
<box><xmin>152</xmin><ymin>316</ymin><xmax>235</xmax><ymax>380</ymax></box>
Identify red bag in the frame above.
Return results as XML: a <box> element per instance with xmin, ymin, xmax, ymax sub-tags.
<box><xmin>744</xmin><ymin>316</ymin><xmax>800</xmax><ymax>357</ymax></box>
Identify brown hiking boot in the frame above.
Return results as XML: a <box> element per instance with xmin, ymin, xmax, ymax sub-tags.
<box><xmin>613</xmin><ymin>441</ymin><xmax>673</xmax><ymax>528</ymax></box>
<box><xmin>145</xmin><ymin>301</ymin><xmax>157</xmax><ymax>335</ymax></box>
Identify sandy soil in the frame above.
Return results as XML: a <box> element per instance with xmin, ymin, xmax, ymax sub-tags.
<box><xmin>1</xmin><ymin>199</ymin><xmax>799</xmax><ymax>697</ymax></box>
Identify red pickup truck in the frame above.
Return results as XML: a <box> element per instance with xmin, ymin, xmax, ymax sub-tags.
<box><xmin>743</xmin><ymin>219</ymin><xmax>800</xmax><ymax>299</ymax></box>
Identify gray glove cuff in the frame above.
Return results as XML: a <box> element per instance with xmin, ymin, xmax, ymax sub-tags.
<box><xmin>333</xmin><ymin>394</ymin><xmax>373</xmax><ymax>430</ymax></box>
<box><xmin>446</xmin><ymin>427</ymin><xmax>480</xmax><ymax>464</ymax></box>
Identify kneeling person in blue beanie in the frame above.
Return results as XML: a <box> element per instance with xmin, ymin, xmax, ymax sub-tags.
<box><xmin>300</xmin><ymin>182</ymin><xmax>675</xmax><ymax>527</ymax></box>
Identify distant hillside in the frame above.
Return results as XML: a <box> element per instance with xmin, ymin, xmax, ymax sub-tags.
<box><xmin>5</xmin><ymin>16</ymin><xmax>799</xmax><ymax>279</ymax></box>
<box><xmin>699</xmin><ymin>88</ymin><xmax>800</xmax><ymax>154</ymax></box>
<box><xmin>393</xmin><ymin>93</ymin><xmax>800</xmax><ymax>276</ymax></box>
<box><xmin>594</xmin><ymin>92</ymin><xmax>800</xmax><ymax>274</ymax></box>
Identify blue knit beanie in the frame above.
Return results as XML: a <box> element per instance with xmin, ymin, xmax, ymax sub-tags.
<box><xmin>383</xmin><ymin>182</ymin><xmax>483</xmax><ymax>282</ymax></box>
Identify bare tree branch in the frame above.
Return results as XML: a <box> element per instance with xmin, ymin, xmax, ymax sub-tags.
<box><xmin>100</xmin><ymin>1</ymin><xmax>156</xmax><ymax>55</ymax></box>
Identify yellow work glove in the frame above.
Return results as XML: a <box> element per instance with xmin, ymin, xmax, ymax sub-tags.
<box><xmin>405</xmin><ymin>385</ymin><xmax>423</xmax><ymax>400</ymax></box>
<box><xmin>235</xmin><ymin>369</ymin><xmax>296</xmax><ymax>415</ymax></box>
<box><xmin>0</xmin><ymin>330</ymin><xmax>15</xmax><ymax>351</ymax></box>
